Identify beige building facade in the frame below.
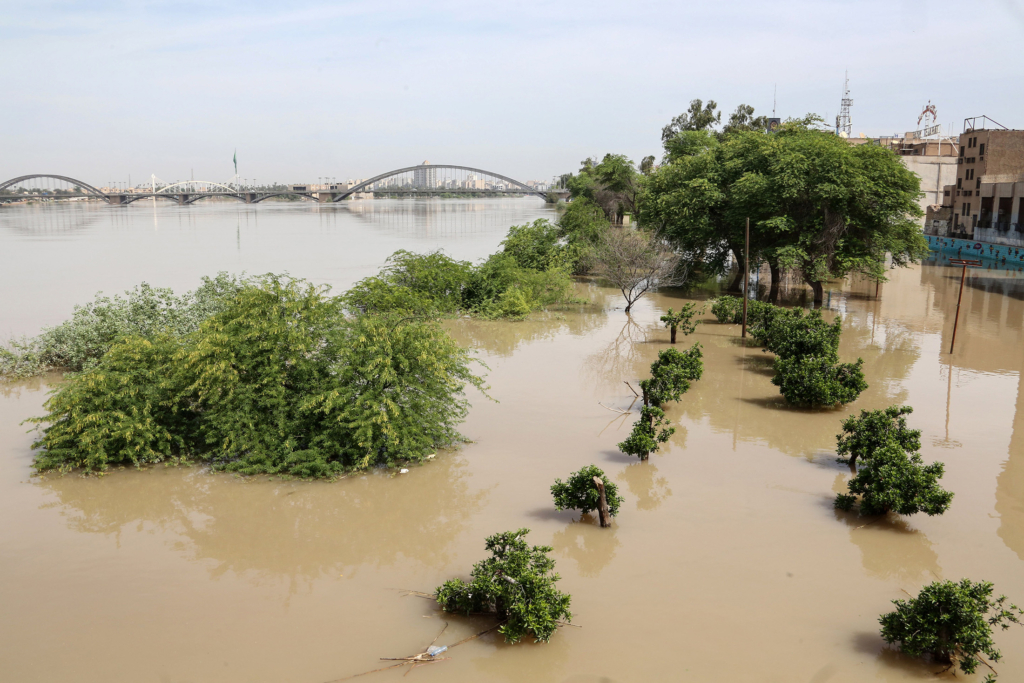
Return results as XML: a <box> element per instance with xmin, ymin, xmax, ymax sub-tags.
<box><xmin>938</xmin><ymin>128</ymin><xmax>1024</xmax><ymax>244</ymax></box>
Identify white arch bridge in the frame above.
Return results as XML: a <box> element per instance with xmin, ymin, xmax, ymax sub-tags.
<box><xmin>0</xmin><ymin>166</ymin><xmax>561</xmax><ymax>205</ymax></box>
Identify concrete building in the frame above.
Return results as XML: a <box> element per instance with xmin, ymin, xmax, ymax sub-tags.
<box><xmin>849</xmin><ymin>133</ymin><xmax>958</xmax><ymax>225</ymax></box>
<box><xmin>413</xmin><ymin>161</ymin><xmax>436</xmax><ymax>188</ymax></box>
<box><xmin>933</xmin><ymin>126</ymin><xmax>1024</xmax><ymax>244</ymax></box>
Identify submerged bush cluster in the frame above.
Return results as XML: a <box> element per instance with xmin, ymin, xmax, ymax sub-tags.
<box><xmin>880</xmin><ymin>579</ymin><xmax>1023</xmax><ymax>681</ymax></box>
<box><xmin>834</xmin><ymin>405</ymin><xmax>952</xmax><ymax>517</ymax></box>
<box><xmin>343</xmin><ymin>219</ymin><xmax>580</xmax><ymax>320</ymax></box>
<box><xmin>0</xmin><ymin>274</ymin><xmax>248</xmax><ymax>379</ymax></box>
<box><xmin>435</xmin><ymin>529</ymin><xmax>572</xmax><ymax>644</ymax></box>
<box><xmin>28</xmin><ymin>275</ymin><xmax>485</xmax><ymax>477</ymax></box>
<box><xmin>550</xmin><ymin>464</ymin><xmax>623</xmax><ymax>518</ymax></box>
<box><xmin>619</xmin><ymin>344</ymin><xmax>703</xmax><ymax>460</ymax></box>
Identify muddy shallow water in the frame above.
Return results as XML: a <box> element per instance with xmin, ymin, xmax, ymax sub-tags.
<box><xmin>1</xmin><ymin>201</ymin><xmax>1023</xmax><ymax>682</ymax></box>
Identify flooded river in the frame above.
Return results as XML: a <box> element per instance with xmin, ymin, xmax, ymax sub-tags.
<box><xmin>1</xmin><ymin>199</ymin><xmax>1023</xmax><ymax>682</ymax></box>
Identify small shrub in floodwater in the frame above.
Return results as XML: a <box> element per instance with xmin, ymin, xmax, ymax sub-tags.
<box><xmin>879</xmin><ymin>579</ymin><xmax>1023</xmax><ymax>681</ymax></box>
<box><xmin>834</xmin><ymin>442</ymin><xmax>952</xmax><ymax>516</ymax></box>
<box><xmin>836</xmin><ymin>405</ymin><xmax>921</xmax><ymax>468</ymax></box>
<box><xmin>551</xmin><ymin>465</ymin><xmax>623</xmax><ymax>517</ymax></box>
<box><xmin>435</xmin><ymin>529</ymin><xmax>572</xmax><ymax>643</ymax></box>
<box><xmin>618</xmin><ymin>406</ymin><xmax>674</xmax><ymax>460</ymax></box>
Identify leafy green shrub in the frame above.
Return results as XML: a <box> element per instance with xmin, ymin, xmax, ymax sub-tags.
<box><xmin>771</xmin><ymin>355</ymin><xmax>867</xmax><ymax>407</ymax></box>
<box><xmin>618</xmin><ymin>405</ymin><xmax>675</xmax><ymax>460</ymax></box>
<box><xmin>837</xmin><ymin>405</ymin><xmax>921</xmax><ymax>468</ymax></box>
<box><xmin>757</xmin><ymin>308</ymin><xmax>842</xmax><ymax>361</ymax></box>
<box><xmin>344</xmin><ymin>250</ymin><xmax>473</xmax><ymax>316</ymax></box>
<box><xmin>28</xmin><ymin>335</ymin><xmax>189</xmax><ymax>473</ymax></box>
<box><xmin>464</xmin><ymin>252</ymin><xmax>574</xmax><ymax>317</ymax></box>
<box><xmin>711</xmin><ymin>295</ymin><xmax>742</xmax><ymax>323</ymax></box>
<box><xmin>640</xmin><ymin>344</ymin><xmax>703</xmax><ymax>407</ymax></box>
<box><xmin>557</xmin><ymin>198</ymin><xmax>609</xmax><ymax>274</ymax></box>
<box><xmin>834</xmin><ymin>442</ymin><xmax>952</xmax><ymax>516</ymax></box>
<box><xmin>435</xmin><ymin>529</ymin><xmax>572</xmax><ymax>644</ymax></box>
<box><xmin>660</xmin><ymin>303</ymin><xmax>702</xmax><ymax>343</ymax></box>
<box><xmin>1</xmin><ymin>274</ymin><xmax>247</xmax><ymax>379</ymax></box>
<box><xmin>29</xmin><ymin>276</ymin><xmax>485</xmax><ymax>477</ymax></box>
<box><xmin>710</xmin><ymin>296</ymin><xmax>776</xmax><ymax>328</ymax></box>
<box><xmin>500</xmin><ymin>219</ymin><xmax>571</xmax><ymax>271</ymax></box>
<box><xmin>879</xmin><ymin>579</ymin><xmax>1023</xmax><ymax>681</ymax></box>
<box><xmin>551</xmin><ymin>465</ymin><xmax>623</xmax><ymax>517</ymax></box>
<box><xmin>343</xmin><ymin>243</ymin><xmax>576</xmax><ymax>320</ymax></box>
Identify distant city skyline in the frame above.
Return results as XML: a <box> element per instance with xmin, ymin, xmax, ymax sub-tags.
<box><xmin>2</xmin><ymin>0</ymin><xmax>1023</xmax><ymax>186</ymax></box>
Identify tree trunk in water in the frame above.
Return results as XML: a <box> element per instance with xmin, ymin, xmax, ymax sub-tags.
<box><xmin>728</xmin><ymin>253</ymin><xmax>745</xmax><ymax>292</ymax></box>
<box><xmin>769</xmin><ymin>262</ymin><xmax>781</xmax><ymax>304</ymax></box>
<box><xmin>809</xmin><ymin>280</ymin><xmax>824</xmax><ymax>306</ymax></box>
<box><xmin>670</xmin><ymin>326</ymin><xmax>677</xmax><ymax>344</ymax></box>
<box><xmin>592</xmin><ymin>476</ymin><xmax>612</xmax><ymax>527</ymax></box>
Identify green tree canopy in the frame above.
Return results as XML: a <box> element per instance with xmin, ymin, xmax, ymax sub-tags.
<box><xmin>639</xmin><ymin>120</ymin><xmax>928</xmax><ymax>302</ymax></box>
<box><xmin>880</xmin><ymin>579</ymin><xmax>1023</xmax><ymax>681</ymax></box>
<box><xmin>435</xmin><ymin>529</ymin><xmax>572</xmax><ymax>643</ymax></box>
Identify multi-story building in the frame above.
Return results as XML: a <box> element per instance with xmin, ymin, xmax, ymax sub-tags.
<box><xmin>934</xmin><ymin>126</ymin><xmax>1024</xmax><ymax>243</ymax></box>
<box><xmin>413</xmin><ymin>161</ymin><xmax>436</xmax><ymax>188</ymax></box>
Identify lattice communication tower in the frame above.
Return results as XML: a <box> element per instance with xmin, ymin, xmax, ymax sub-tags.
<box><xmin>835</xmin><ymin>72</ymin><xmax>852</xmax><ymax>137</ymax></box>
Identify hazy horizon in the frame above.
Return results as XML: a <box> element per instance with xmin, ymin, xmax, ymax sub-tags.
<box><xmin>3</xmin><ymin>0</ymin><xmax>1022</xmax><ymax>187</ymax></box>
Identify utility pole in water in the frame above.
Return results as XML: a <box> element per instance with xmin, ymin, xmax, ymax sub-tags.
<box><xmin>948</xmin><ymin>258</ymin><xmax>981</xmax><ymax>353</ymax></box>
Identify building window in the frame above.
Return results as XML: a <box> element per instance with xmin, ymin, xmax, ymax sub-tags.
<box><xmin>977</xmin><ymin>178</ymin><xmax>981</xmax><ymax>189</ymax></box>
<box><xmin>960</xmin><ymin>146</ymin><xmax>965</xmax><ymax>158</ymax></box>
<box><xmin>979</xmin><ymin>143</ymin><xmax>985</xmax><ymax>156</ymax></box>
<box><xmin>958</xmin><ymin>178</ymin><xmax>963</xmax><ymax>189</ymax></box>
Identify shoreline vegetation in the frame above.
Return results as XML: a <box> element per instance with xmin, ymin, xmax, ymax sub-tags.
<box><xmin>3</xmin><ymin>213</ymin><xmax>609</xmax><ymax>479</ymax></box>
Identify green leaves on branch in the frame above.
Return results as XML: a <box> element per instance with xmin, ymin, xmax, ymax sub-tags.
<box><xmin>435</xmin><ymin>529</ymin><xmax>572</xmax><ymax>644</ymax></box>
<box><xmin>551</xmin><ymin>465</ymin><xmax>623</xmax><ymax>517</ymax></box>
<box><xmin>660</xmin><ymin>303</ymin><xmax>702</xmax><ymax>343</ymax></box>
<box><xmin>618</xmin><ymin>405</ymin><xmax>674</xmax><ymax>461</ymax></box>
<box><xmin>29</xmin><ymin>276</ymin><xmax>486</xmax><ymax>478</ymax></box>
<box><xmin>342</xmin><ymin>221</ymin><xmax>577</xmax><ymax>320</ymax></box>
<box><xmin>771</xmin><ymin>355</ymin><xmax>867</xmax><ymax>407</ymax></box>
<box><xmin>1</xmin><ymin>274</ymin><xmax>249</xmax><ymax>380</ymax></box>
<box><xmin>834</xmin><ymin>443</ymin><xmax>952</xmax><ymax>516</ymax></box>
<box><xmin>833</xmin><ymin>405</ymin><xmax>951</xmax><ymax>517</ymax></box>
<box><xmin>880</xmin><ymin>579</ymin><xmax>1023</xmax><ymax>680</ymax></box>
<box><xmin>718</xmin><ymin>296</ymin><xmax>867</xmax><ymax>408</ymax></box>
<box><xmin>640</xmin><ymin>344</ymin><xmax>704</xmax><ymax>407</ymax></box>
<box><xmin>619</xmin><ymin>341</ymin><xmax>703</xmax><ymax>459</ymax></box>
<box><xmin>837</xmin><ymin>405</ymin><xmax>921</xmax><ymax>468</ymax></box>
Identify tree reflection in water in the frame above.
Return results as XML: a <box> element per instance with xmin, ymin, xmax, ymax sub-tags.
<box><xmin>550</xmin><ymin>521</ymin><xmax>620</xmax><ymax>578</ymax></box>
<box><xmin>35</xmin><ymin>453</ymin><xmax>487</xmax><ymax>587</ymax></box>
<box><xmin>616</xmin><ymin>462</ymin><xmax>672</xmax><ymax>512</ymax></box>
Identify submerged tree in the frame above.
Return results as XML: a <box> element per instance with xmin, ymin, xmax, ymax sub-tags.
<box><xmin>660</xmin><ymin>303</ymin><xmax>701</xmax><ymax>343</ymax></box>
<box><xmin>640</xmin><ymin>344</ymin><xmax>704</xmax><ymax>406</ymax></box>
<box><xmin>772</xmin><ymin>355</ymin><xmax>867</xmax><ymax>408</ymax></box>
<box><xmin>435</xmin><ymin>529</ymin><xmax>572</xmax><ymax>643</ymax></box>
<box><xmin>880</xmin><ymin>579</ymin><xmax>1023</xmax><ymax>681</ymax></box>
<box><xmin>618</xmin><ymin>405</ymin><xmax>675</xmax><ymax>461</ymax></box>
<box><xmin>834</xmin><ymin>442</ymin><xmax>952</xmax><ymax>516</ymax></box>
<box><xmin>837</xmin><ymin>405</ymin><xmax>921</xmax><ymax>468</ymax></box>
<box><xmin>594</xmin><ymin>228</ymin><xmax>684</xmax><ymax>313</ymax></box>
<box><xmin>641</xmin><ymin>119</ymin><xmax>928</xmax><ymax>304</ymax></box>
<box><xmin>551</xmin><ymin>464</ymin><xmax>624</xmax><ymax>525</ymax></box>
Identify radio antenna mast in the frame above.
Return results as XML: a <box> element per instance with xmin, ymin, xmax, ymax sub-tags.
<box><xmin>836</xmin><ymin>71</ymin><xmax>852</xmax><ymax>136</ymax></box>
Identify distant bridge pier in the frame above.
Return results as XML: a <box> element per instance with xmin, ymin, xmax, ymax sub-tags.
<box><xmin>316</xmin><ymin>192</ymin><xmax>338</xmax><ymax>203</ymax></box>
<box><xmin>107</xmin><ymin>194</ymin><xmax>127</xmax><ymax>205</ymax></box>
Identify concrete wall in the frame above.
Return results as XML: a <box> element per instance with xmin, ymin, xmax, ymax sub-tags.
<box><xmin>901</xmin><ymin>156</ymin><xmax>958</xmax><ymax>221</ymax></box>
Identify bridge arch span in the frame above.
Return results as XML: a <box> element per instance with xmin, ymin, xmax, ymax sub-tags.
<box><xmin>333</xmin><ymin>164</ymin><xmax>545</xmax><ymax>202</ymax></box>
<box><xmin>0</xmin><ymin>174</ymin><xmax>106</xmax><ymax>197</ymax></box>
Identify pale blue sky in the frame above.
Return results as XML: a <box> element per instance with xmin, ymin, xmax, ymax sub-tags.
<box><xmin>2</xmin><ymin>0</ymin><xmax>1022</xmax><ymax>186</ymax></box>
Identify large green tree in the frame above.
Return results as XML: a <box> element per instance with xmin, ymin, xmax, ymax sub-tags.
<box><xmin>639</xmin><ymin>120</ymin><xmax>928</xmax><ymax>303</ymax></box>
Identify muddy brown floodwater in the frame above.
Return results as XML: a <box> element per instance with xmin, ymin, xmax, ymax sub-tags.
<box><xmin>1</xmin><ymin>200</ymin><xmax>1023</xmax><ymax>682</ymax></box>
